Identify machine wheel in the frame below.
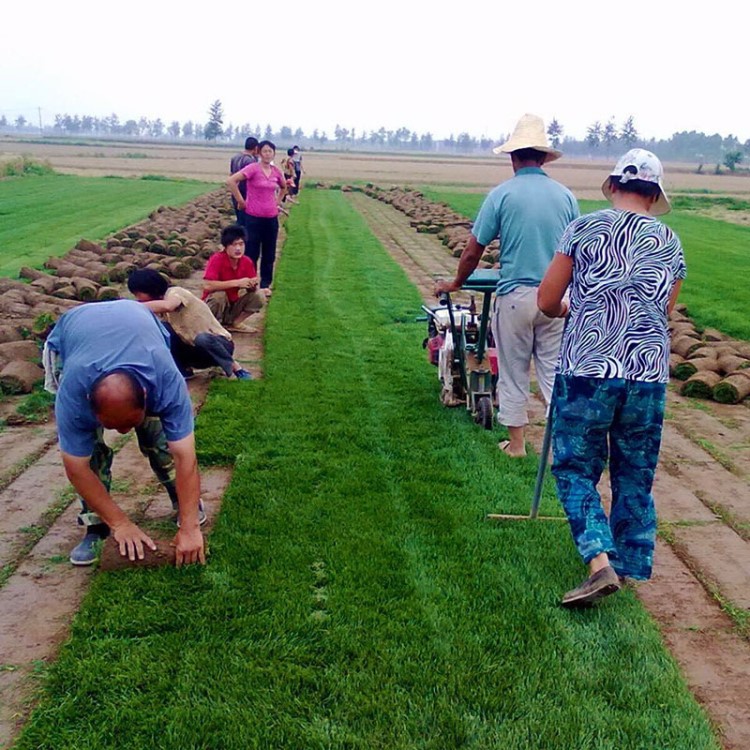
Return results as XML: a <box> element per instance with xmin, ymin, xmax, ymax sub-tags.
<box><xmin>474</xmin><ymin>396</ymin><xmax>493</xmax><ymax>430</ymax></box>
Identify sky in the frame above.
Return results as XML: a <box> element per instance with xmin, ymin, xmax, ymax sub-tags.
<box><xmin>1</xmin><ymin>0</ymin><xmax>747</xmax><ymax>143</ymax></box>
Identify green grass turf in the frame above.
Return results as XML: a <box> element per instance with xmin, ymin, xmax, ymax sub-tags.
<box><xmin>0</xmin><ymin>174</ymin><xmax>214</xmax><ymax>277</ymax></box>
<box><xmin>15</xmin><ymin>192</ymin><xmax>718</xmax><ymax>749</ymax></box>
<box><xmin>422</xmin><ymin>188</ymin><xmax>750</xmax><ymax>342</ymax></box>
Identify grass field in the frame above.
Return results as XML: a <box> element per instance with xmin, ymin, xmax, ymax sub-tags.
<box><xmin>14</xmin><ymin>191</ymin><xmax>718</xmax><ymax>749</ymax></box>
<box><xmin>0</xmin><ymin>174</ymin><xmax>214</xmax><ymax>277</ymax></box>
<box><xmin>421</xmin><ymin>188</ymin><xmax>750</xmax><ymax>342</ymax></box>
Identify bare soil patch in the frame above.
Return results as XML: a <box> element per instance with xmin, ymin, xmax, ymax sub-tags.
<box><xmin>4</xmin><ymin>137</ymin><xmax>750</xmax><ymax>199</ymax></box>
<box><xmin>349</xmin><ymin>190</ymin><xmax>750</xmax><ymax>750</ymax></box>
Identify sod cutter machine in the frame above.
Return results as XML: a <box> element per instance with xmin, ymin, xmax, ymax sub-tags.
<box><xmin>421</xmin><ymin>269</ymin><xmax>500</xmax><ymax>430</ymax></box>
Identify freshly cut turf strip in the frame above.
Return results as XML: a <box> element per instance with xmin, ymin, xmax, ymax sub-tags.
<box><xmin>16</xmin><ymin>191</ymin><xmax>718</xmax><ymax>749</ymax></box>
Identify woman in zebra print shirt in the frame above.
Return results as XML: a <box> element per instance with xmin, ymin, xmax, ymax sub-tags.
<box><xmin>538</xmin><ymin>149</ymin><xmax>686</xmax><ymax>608</ymax></box>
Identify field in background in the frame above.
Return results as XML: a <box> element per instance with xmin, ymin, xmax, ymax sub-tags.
<box><xmin>3</xmin><ymin>136</ymin><xmax>750</xmax><ymax>199</ymax></box>
<box><xmin>0</xmin><ymin>174</ymin><xmax>213</xmax><ymax>276</ymax></box>
<box><xmin>423</xmin><ymin>188</ymin><xmax>750</xmax><ymax>342</ymax></box>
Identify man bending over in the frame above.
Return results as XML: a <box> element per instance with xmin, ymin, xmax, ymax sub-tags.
<box><xmin>127</xmin><ymin>269</ymin><xmax>252</xmax><ymax>380</ymax></box>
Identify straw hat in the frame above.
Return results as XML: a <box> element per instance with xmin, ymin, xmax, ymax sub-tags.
<box><xmin>492</xmin><ymin>113</ymin><xmax>562</xmax><ymax>163</ymax></box>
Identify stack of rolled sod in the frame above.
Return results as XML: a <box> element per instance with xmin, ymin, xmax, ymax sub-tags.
<box><xmin>669</xmin><ymin>310</ymin><xmax>750</xmax><ymax>403</ymax></box>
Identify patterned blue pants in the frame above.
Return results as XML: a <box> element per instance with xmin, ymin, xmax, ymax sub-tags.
<box><xmin>551</xmin><ymin>375</ymin><xmax>666</xmax><ymax>580</ymax></box>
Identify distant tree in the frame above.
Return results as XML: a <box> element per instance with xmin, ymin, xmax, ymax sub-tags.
<box><xmin>205</xmin><ymin>100</ymin><xmax>224</xmax><ymax>140</ymax></box>
<box><xmin>456</xmin><ymin>132</ymin><xmax>476</xmax><ymax>152</ymax></box>
<box><xmin>586</xmin><ymin>121</ymin><xmax>602</xmax><ymax>149</ymax></box>
<box><xmin>619</xmin><ymin>116</ymin><xmax>638</xmax><ymax>148</ymax></box>
<box><xmin>420</xmin><ymin>132</ymin><xmax>433</xmax><ymax>150</ymax></box>
<box><xmin>279</xmin><ymin>125</ymin><xmax>293</xmax><ymax>141</ymax></box>
<box><xmin>410</xmin><ymin>132</ymin><xmax>419</xmax><ymax>149</ymax></box>
<box><xmin>194</xmin><ymin>123</ymin><xmax>204</xmax><ymax>139</ymax></box>
<box><xmin>723</xmin><ymin>150</ymin><xmax>743</xmax><ymax>172</ymax></box>
<box><xmin>263</xmin><ymin>123</ymin><xmax>273</xmax><ymax>139</ymax></box>
<box><xmin>150</xmin><ymin>118</ymin><xmax>164</xmax><ymax>138</ymax></box>
<box><xmin>138</xmin><ymin>117</ymin><xmax>150</xmax><ymax>137</ymax></box>
<box><xmin>81</xmin><ymin>115</ymin><xmax>94</xmax><ymax>133</ymax></box>
<box><xmin>0</xmin><ymin>115</ymin><xmax>7</xmax><ymax>128</ymax></box>
<box><xmin>168</xmin><ymin>120</ymin><xmax>181</xmax><ymax>138</ymax></box>
<box><xmin>182</xmin><ymin>121</ymin><xmax>194</xmax><ymax>139</ymax></box>
<box><xmin>603</xmin><ymin>118</ymin><xmax>618</xmax><ymax>154</ymax></box>
<box><xmin>311</xmin><ymin>128</ymin><xmax>320</xmax><ymax>142</ymax></box>
<box><xmin>108</xmin><ymin>113</ymin><xmax>121</xmax><ymax>134</ymax></box>
<box><xmin>123</xmin><ymin>119</ymin><xmax>139</xmax><ymax>137</ymax></box>
<box><xmin>319</xmin><ymin>131</ymin><xmax>328</xmax><ymax>145</ymax></box>
<box><xmin>293</xmin><ymin>127</ymin><xmax>304</xmax><ymax>141</ymax></box>
<box><xmin>547</xmin><ymin>118</ymin><xmax>563</xmax><ymax>148</ymax></box>
<box><xmin>15</xmin><ymin>115</ymin><xmax>27</xmax><ymax>130</ymax></box>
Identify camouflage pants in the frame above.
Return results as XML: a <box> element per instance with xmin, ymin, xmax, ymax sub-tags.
<box><xmin>78</xmin><ymin>416</ymin><xmax>178</xmax><ymax>531</ymax></box>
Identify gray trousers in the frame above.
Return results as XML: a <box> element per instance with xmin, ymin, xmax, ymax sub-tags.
<box><xmin>491</xmin><ymin>285</ymin><xmax>564</xmax><ymax>427</ymax></box>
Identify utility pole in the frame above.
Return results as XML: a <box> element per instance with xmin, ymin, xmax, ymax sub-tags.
<box><xmin>38</xmin><ymin>107</ymin><xmax>43</xmax><ymax>136</ymax></box>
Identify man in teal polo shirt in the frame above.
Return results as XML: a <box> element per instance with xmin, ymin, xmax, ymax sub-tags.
<box><xmin>436</xmin><ymin>114</ymin><xmax>579</xmax><ymax>456</ymax></box>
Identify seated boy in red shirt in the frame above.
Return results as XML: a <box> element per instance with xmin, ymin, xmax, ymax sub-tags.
<box><xmin>202</xmin><ymin>224</ymin><xmax>265</xmax><ymax>330</ymax></box>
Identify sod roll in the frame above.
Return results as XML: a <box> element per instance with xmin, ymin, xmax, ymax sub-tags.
<box><xmin>669</xmin><ymin>353</ymin><xmax>686</xmax><ymax>376</ymax></box>
<box><xmin>673</xmin><ymin>357</ymin><xmax>719</xmax><ymax>381</ymax></box>
<box><xmin>0</xmin><ymin>360</ymin><xmax>43</xmax><ymax>394</ymax></box>
<box><xmin>680</xmin><ymin>371</ymin><xmax>722</xmax><ymax>398</ymax></box>
<box><xmin>672</xmin><ymin>334</ymin><xmax>705</xmax><ymax>358</ymax></box>
<box><xmin>717</xmin><ymin>355</ymin><xmax>750</xmax><ymax>375</ymax></box>
<box><xmin>713</xmin><ymin>372</ymin><xmax>750</xmax><ymax>404</ymax></box>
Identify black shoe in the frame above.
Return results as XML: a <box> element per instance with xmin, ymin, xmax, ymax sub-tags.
<box><xmin>561</xmin><ymin>566</ymin><xmax>621</xmax><ymax>608</ymax></box>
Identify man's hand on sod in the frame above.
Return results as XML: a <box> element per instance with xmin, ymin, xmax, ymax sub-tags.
<box><xmin>110</xmin><ymin>519</ymin><xmax>157</xmax><ymax>562</ymax></box>
<box><xmin>173</xmin><ymin>526</ymin><xmax>206</xmax><ymax>567</ymax></box>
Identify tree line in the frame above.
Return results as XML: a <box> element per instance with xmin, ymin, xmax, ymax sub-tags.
<box><xmin>2</xmin><ymin>99</ymin><xmax>747</xmax><ymax>170</ymax></box>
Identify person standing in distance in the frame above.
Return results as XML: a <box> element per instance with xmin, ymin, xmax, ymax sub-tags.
<box><xmin>229</xmin><ymin>136</ymin><xmax>260</xmax><ymax>223</ymax></box>
<box><xmin>226</xmin><ymin>140</ymin><xmax>287</xmax><ymax>296</ymax></box>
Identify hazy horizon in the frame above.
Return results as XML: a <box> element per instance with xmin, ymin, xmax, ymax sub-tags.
<box><xmin>1</xmin><ymin>0</ymin><xmax>747</xmax><ymax>143</ymax></box>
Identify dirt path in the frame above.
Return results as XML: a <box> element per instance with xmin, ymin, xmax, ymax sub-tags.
<box><xmin>348</xmin><ymin>190</ymin><xmax>750</xmax><ymax>750</ymax></box>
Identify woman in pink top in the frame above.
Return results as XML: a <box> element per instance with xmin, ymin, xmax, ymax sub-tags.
<box><xmin>227</xmin><ymin>140</ymin><xmax>287</xmax><ymax>296</ymax></box>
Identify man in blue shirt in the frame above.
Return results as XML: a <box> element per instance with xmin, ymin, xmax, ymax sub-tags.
<box><xmin>46</xmin><ymin>300</ymin><xmax>206</xmax><ymax>566</ymax></box>
<box><xmin>229</xmin><ymin>136</ymin><xmax>260</xmax><ymax>223</ymax></box>
<box><xmin>436</xmin><ymin>114</ymin><xmax>579</xmax><ymax>457</ymax></box>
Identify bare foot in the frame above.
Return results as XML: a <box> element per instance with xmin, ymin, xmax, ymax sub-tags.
<box><xmin>261</xmin><ymin>288</ymin><xmax>273</xmax><ymax>299</ymax></box>
<box><xmin>498</xmin><ymin>440</ymin><xmax>527</xmax><ymax>458</ymax></box>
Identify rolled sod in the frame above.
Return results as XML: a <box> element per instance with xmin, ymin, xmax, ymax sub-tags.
<box><xmin>713</xmin><ymin>372</ymin><xmax>750</xmax><ymax>404</ymax></box>
<box><xmin>680</xmin><ymin>371</ymin><xmax>722</xmax><ymax>398</ymax></box>
<box><xmin>673</xmin><ymin>357</ymin><xmax>719</xmax><ymax>381</ymax></box>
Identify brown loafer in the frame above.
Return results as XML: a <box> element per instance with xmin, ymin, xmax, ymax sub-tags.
<box><xmin>561</xmin><ymin>565</ymin><xmax>621</xmax><ymax>608</ymax></box>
